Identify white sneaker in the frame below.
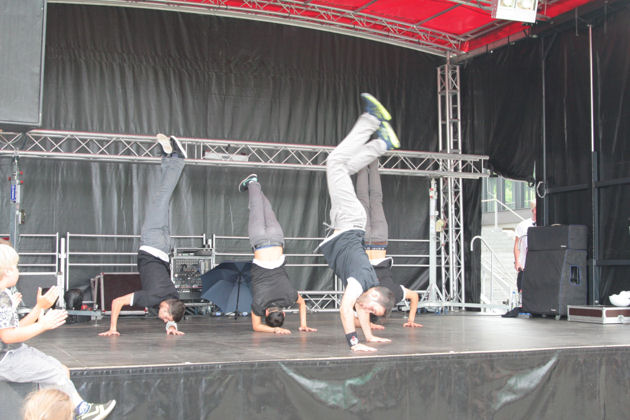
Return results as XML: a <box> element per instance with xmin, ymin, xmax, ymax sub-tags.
<box><xmin>156</xmin><ymin>133</ymin><xmax>173</xmax><ymax>155</ymax></box>
<box><xmin>76</xmin><ymin>400</ymin><xmax>116</xmax><ymax>420</ymax></box>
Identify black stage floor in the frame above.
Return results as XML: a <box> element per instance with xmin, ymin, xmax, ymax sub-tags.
<box><xmin>27</xmin><ymin>311</ymin><xmax>630</xmax><ymax>368</ymax></box>
<box><xmin>7</xmin><ymin>312</ymin><xmax>630</xmax><ymax>419</ymax></box>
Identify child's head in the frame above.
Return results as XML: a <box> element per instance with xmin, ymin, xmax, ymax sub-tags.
<box><xmin>0</xmin><ymin>243</ymin><xmax>19</xmax><ymax>288</ymax></box>
<box><xmin>22</xmin><ymin>388</ymin><xmax>73</xmax><ymax>420</ymax></box>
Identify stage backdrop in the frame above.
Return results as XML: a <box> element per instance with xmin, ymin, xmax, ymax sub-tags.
<box><xmin>461</xmin><ymin>3</ymin><xmax>630</xmax><ymax>303</ymax></box>
<box><xmin>0</xmin><ymin>4</ymin><xmax>470</xmax><ymax>297</ymax></box>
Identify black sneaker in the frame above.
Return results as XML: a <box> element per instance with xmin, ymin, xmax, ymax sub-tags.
<box><xmin>360</xmin><ymin>93</ymin><xmax>392</xmax><ymax>122</ymax></box>
<box><xmin>76</xmin><ymin>400</ymin><xmax>116</xmax><ymax>420</ymax></box>
<box><xmin>238</xmin><ymin>174</ymin><xmax>258</xmax><ymax>192</ymax></box>
<box><xmin>378</xmin><ymin>121</ymin><xmax>400</xmax><ymax>150</ymax></box>
<box><xmin>156</xmin><ymin>133</ymin><xmax>173</xmax><ymax>155</ymax></box>
<box><xmin>501</xmin><ymin>307</ymin><xmax>521</xmax><ymax>318</ymax></box>
<box><xmin>170</xmin><ymin>136</ymin><xmax>188</xmax><ymax>159</ymax></box>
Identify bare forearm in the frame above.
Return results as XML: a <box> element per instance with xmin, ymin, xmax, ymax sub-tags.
<box><xmin>356</xmin><ymin>308</ymin><xmax>373</xmax><ymax>340</ymax></box>
<box><xmin>19</xmin><ymin>305</ymin><xmax>43</xmax><ymax>327</ymax></box>
<box><xmin>0</xmin><ymin>323</ymin><xmax>45</xmax><ymax>344</ymax></box>
<box><xmin>108</xmin><ymin>299</ymin><xmax>125</xmax><ymax>331</ymax></box>
<box><xmin>407</xmin><ymin>292</ymin><xmax>419</xmax><ymax>323</ymax></box>
<box><xmin>340</xmin><ymin>304</ymin><xmax>357</xmax><ymax>335</ymax></box>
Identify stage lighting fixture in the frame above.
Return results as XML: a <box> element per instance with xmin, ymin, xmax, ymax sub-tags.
<box><xmin>491</xmin><ymin>0</ymin><xmax>539</xmax><ymax>23</ymax></box>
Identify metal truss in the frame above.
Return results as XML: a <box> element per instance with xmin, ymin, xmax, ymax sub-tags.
<box><xmin>51</xmin><ymin>0</ymin><xmax>568</xmax><ymax>57</ymax></box>
<box><xmin>0</xmin><ymin>130</ymin><xmax>487</xmax><ymax>178</ymax></box>
<box><xmin>438</xmin><ymin>63</ymin><xmax>466</xmax><ymax>306</ymax></box>
<box><xmin>49</xmin><ymin>0</ymin><xmax>465</xmax><ymax>56</ymax></box>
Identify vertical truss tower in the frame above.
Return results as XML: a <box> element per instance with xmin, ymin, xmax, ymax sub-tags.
<box><xmin>438</xmin><ymin>63</ymin><xmax>466</xmax><ymax>306</ymax></box>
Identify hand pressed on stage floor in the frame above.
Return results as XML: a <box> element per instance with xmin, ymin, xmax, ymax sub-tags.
<box><xmin>98</xmin><ymin>329</ymin><xmax>120</xmax><ymax>337</ymax></box>
<box><xmin>166</xmin><ymin>327</ymin><xmax>185</xmax><ymax>336</ymax></box>
<box><xmin>403</xmin><ymin>321</ymin><xmax>423</xmax><ymax>328</ymax></box>
<box><xmin>298</xmin><ymin>325</ymin><xmax>317</xmax><ymax>332</ymax></box>
<box><xmin>351</xmin><ymin>343</ymin><xmax>377</xmax><ymax>352</ymax></box>
<box><xmin>274</xmin><ymin>327</ymin><xmax>291</xmax><ymax>335</ymax></box>
<box><xmin>366</xmin><ymin>335</ymin><xmax>391</xmax><ymax>343</ymax></box>
<box><xmin>371</xmin><ymin>323</ymin><xmax>385</xmax><ymax>330</ymax></box>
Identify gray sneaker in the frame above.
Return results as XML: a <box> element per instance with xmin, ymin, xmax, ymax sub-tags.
<box><xmin>156</xmin><ymin>133</ymin><xmax>173</xmax><ymax>155</ymax></box>
<box><xmin>170</xmin><ymin>135</ymin><xmax>188</xmax><ymax>159</ymax></box>
<box><xmin>238</xmin><ymin>174</ymin><xmax>258</xmax><ymax>192</ymax></box>
<box><xmin>76</xmin><ymin>400</ymin><xmax>116</xmax><ymax>420</ymax></box>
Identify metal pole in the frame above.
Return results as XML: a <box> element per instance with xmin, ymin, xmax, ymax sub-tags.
<box><xmin>588</xmin><ymin>24</ymin><xmax>600</xmax><ymax>304</ymax></box>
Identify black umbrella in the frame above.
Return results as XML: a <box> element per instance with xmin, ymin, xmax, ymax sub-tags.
<box><xmin>201</xmin><ymin>261</ymin><xmax>252</xmax><ymax>317</ymax></box>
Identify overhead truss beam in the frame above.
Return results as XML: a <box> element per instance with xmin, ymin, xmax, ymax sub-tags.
<box><xmin>0</xmin><ymin>131</ymin><xmax>488</xmax><ymax>178</ymax></box>
<box><xmin>51</xmin><ymin>0</ymin><xmax>468</xmax><ymax>56</ymax></box>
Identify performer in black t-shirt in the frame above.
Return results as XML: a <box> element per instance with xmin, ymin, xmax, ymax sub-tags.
<box><xmin>239</xmin><ymin>175</ymin><xmax>316</xmax><ymax>335</ymax></box>
<box><xmin>318</xmin><ymin>93</ymin><xmax>398</xmax><ymax>352</ymax></box>
<box><xmin>99</xmin><ymin>134</ymin><xmax>187</xmax><ymax>337</ymax></box>
<box><xmin>355</xmin><ymin>161</ymin><xmax>422</xmax><ymax>329</ymax></box>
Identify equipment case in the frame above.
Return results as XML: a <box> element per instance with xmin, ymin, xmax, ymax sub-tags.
<box><xmin>567</xmin><ymin>305</ymin><xmax>630</xmax><ymax>324</ymax></box>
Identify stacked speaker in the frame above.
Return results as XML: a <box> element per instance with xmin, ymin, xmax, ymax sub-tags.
<box><xmin>522</xmin><ymin>225</ymin><xmax>588</xmax><ymax>316</ymax></box>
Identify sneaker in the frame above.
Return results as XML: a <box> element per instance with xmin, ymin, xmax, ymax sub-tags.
<box><xmin>156</xmin><ymin>133</ymin><xmax>172</xmax><ymax>155</ymax></box>
<box><xmin>378</xmin><ymin>121</ymin><xmax>400</xmax><ymax>150</ymax></box>
<box><xmin>238</xmin><ymin>174</ymin><xmax>258</xmax><ymax>192</ymax></box>
<box><xmin>170</xmin><ymin>136</ymin><xmax>188</xmax><ymax>159</ymax></box>
<box><xmin>501</xmin><ymin>307</ymin><xmax>521</xmax><ymax>318</ymax></box>
<box><xmin>76</xmin><ymin>400</ymin><xmax>116</xmax><ymax>420</ymax></box>
<box><xmin>360</xmin><ymin>93</ymin><xmax>391</xmax><ymax>122</ymax></box>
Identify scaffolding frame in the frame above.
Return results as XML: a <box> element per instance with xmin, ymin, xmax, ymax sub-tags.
<box><xmin>438</xmin><ymin>62</ymin><xmax>467</xmax><ymax>308</ymax></box>
<box><xmin>0</xmin><ymin>125</ymin><xmax>486</xmax><ymax>311</ymax></box>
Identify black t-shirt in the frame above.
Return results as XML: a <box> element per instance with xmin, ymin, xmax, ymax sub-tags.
<box><xmin>134</xmin><ymin>251</ymin><xmax>179</xmax><ymax>308</ymax></box>
<box><xmin>373</xmin><ymin>258</ymin><xmax>403</xmax><ymax>303</ymax></box>
<box><xmin>250</xmin><ymin>263</ymin><xmax>298</xmax><ymax>317</ymax></box>
<box><xmin>319</xmin><ymin>229</ymin><xmax>378</xmax><ymax>291</ymax></box>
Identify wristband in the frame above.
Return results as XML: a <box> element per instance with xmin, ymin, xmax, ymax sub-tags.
<box><xmin>165</xmin><ymin>321</ymin><xmax>178</xmax><ymax>332</ymax></box>
<box><xmin>345</xmin><ymin>331</ymin><xmax>359</xmax><ymax>347</ymax></box>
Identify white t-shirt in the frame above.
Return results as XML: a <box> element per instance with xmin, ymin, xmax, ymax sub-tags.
<box><xmin>514</xmin><ymin>218</ymin><xmax>534</xmax><ymax>268</ymax></box>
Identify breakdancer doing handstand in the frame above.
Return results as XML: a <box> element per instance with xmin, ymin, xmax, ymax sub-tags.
<box><xmin>319</xmin><ymin>93</ymin><xmax>398</xmax><ymax>352</ymax></box>
<box><xmin>239</xmin><ymin>175</ymin><xmax>317</xmax><ymax>335</ymax></box>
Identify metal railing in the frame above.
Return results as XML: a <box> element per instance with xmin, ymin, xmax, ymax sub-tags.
<box><xmin>212</xmin><ymin>233</ymin><xmax>430</xmax><ymax>312</ymax></box>
<box><xmin>482</xmin><ymin>197</ymin><xmax>526</xmax><ymax>229</ymax></box>
<box><xmin>470</xmin><ymin>235</ymin><xmax>513</xmax><ymax>311</ymax></box>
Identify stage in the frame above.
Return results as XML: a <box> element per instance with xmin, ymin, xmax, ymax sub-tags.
<box><xmin>4</xmin><ymin>311</ymin><xmax>630</xmax><ymax>419</ymax></box>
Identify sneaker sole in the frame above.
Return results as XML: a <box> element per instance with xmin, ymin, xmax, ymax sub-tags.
<box><xmin>360</xmin><ymin>93</ymin><xmax>391</xmax><ymax>121</ymax></box>
<box><xmin>380</xmin><ymin>121</ymin><xmax>400</xmax><ymax>149</ymax></box>
<box><xmin>156</xmin><ymin>133</ymin><xmax>173</xmax><ymax>154</ymax></box>
<box><xmin>238</xmin><ymin>174</ymin><xmax>257</xmax><ymax>192</ymax></box>
<box><xmin>170</xmin><ymin>136</ymin><xmax>188</xmax><ymax>159</ymax></box>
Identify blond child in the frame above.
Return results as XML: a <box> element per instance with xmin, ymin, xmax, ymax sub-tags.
<box><xmin>0</xmin><ymin>244</ymin><xmax>115</xmax><ymax>419</ymax></box>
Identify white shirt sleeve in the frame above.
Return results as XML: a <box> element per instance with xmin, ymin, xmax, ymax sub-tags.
<box><xmin>129</xmin><ymin>293</ymin><xmax>135</xmax><ymax>307</ymax></box>
<box><xmin>345</xmin><ymin>277</ymin><xmax>364</xmax><ymax>305</ymax></box>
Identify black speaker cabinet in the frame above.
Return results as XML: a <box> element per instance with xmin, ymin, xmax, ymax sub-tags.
<box><xmin>522</xmin><ymin>249</ymin><xmax>587</xmax><ymax>316</ymax></box>
<box><xmin>90</xmin><ymin>272</ymin><xmax>145</xmax><ymax>313</ymax></box>
<box><xmin>528</xmin><ymin>225</ymin><xmax>587</xmax><ymax>251</ymax></box>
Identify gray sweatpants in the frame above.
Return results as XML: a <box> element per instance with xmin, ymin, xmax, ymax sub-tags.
<box><xmin>140</xmin><ymin>156</ymin><xmax>185</xmax><ymax>253</ymax></box>
<box><xmin>356</xmin><ymin>161</ymin><xmax>388</xmax><ymax>246</ymax></box>
<box><xmin>0</xmin><ymin>345</ymin><xmax>83</xmax><ymax>406</ymax></box>
<box><xmin>326</xmin><ymin>113</ymin><xmax>387</xmax><ymax>231</ymax></box>
<box><xmin>248</xmin><ymin>181</ymin><xmax>284</xmax><ymax>249</ymax></box>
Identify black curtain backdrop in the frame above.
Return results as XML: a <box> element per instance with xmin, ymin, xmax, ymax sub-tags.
<box><xmin>0</xmin><ymin>4</ymin><xmax>450</xmax><ymax>293</ymax></box>
<box><xmin>462</xmin><ymin>2</ymin><xmax>630</xmax><ymax>303</ymax></box>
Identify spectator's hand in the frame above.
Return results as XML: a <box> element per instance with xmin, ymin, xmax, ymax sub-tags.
<box><xmin>99</xmin><ymin>329</ymin><xmax>120</xmax><ymax>337</ymax></box>
<box><xmin>37</xmin><ymin>287</ymin><xmax>59</xmax><ymax>310</ymax></box>
<box><xmin>298</xmin><ymin>326</ymin><xmax>317</xmax><ymax>332</ymax></box>
<box><xmin>39</xmin><ymin>309</ymin><xmax>67</xmax><ymax>331</ymax></box>
<box><xmin>351</xmin><ymin>343</ymin><xmax>377</xmax><ymax>352</ymax></box>
<box><xmin>273</xmin><ymin>327</ymin><xmax>291</xmax><ymax>335</ymax></box>
<box><xmin>13</xmin><ymin>292</ymin><xmax>22</xmax><ymax>304</ymax></box>
<box><xmin>403</xmin><ymin>321</ymin><xmax>423</xmax><ymax>328</ymax></box>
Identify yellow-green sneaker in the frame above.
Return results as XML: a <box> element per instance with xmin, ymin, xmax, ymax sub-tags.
<box><xmin>360</xmin><ymin>93</ymin><xmax>392</xmax><ymax>122</ymax></box>
<box><xmin>378</xmin><ymin>121</ymin><xmax>400</xmax><ymax>150</ymax></box>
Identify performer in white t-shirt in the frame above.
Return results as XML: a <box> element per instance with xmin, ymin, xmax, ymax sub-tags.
<box><xmin>503</xmin><ymin>200</ymin><xmax>536</xmax><ymax>318</ymax></box>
